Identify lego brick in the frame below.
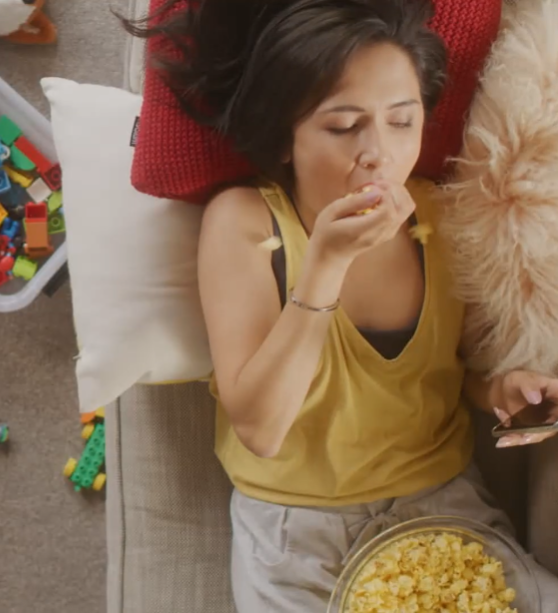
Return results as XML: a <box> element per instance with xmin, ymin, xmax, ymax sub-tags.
<box><xmin>24</xmin><ymin>218</ymin><xmax>52</xmax><ymax>259</ymax></box>
<box><xmin>0</xmin><ymin>116</ymin><xmax>22</xmax><ymax>146</ymax></box>
<box><xmin>27</xmin><ymin>178</ymin><xmax>52</xmax><ymax>204</ymax></box>
<box><xmin>0</xmin><ymin>204</ymin><xmax>6</xmax><ymax>226</ymax></box>
<box><xmin>0</xmin><ymin>183</ymin><xmax>29</xmax><ymax>210</ymax></box>
<box><xmin>12</xmin><ymin>256</ymin><xmax>38</xmax><ymax>281</ymax></box>
<box><xmin>70</xmin><ymin>423</ymin><xmax>106</xmax><ymax>491</ymax></box>
<box><xmin>0</xmin><ymin>234</ymin><xmax>16</xmax><ymax>256</ymax></box>
<box><xmin>42</xmin><ymin>163</ymin><xmax>62</xmax><ymax>192</ymax></box>
<box><xmin>0</xmin><ymin>254</ymin><xmax>15</xmax><ymax>273</ymax></box>
<box><xmin>47</xmin><ymin>191</ymin><xmax>63</xmax><ymax>214</ymax></box>
<box><xmin>0</xmin><ymin>143</ymin><xmax>10</xmax><ymax>162</ymax></box>
<box><xmin>47</xmin><ymin>213</ymin><xmax>65</xmax><ymax>235</ymax></box>
<box><xmin>9</xmin><ymin>143</ymin><xmax>35</xmax><ymax>172</ymax></box>
<box><xmin>5</xmin><ymin>166</ymin><xmax>33</xmax><ymax>189</ymax></box>
<box><xmin>0</xmin><ymin>169</ymin><xmax>10</xmax><ymax>194</ymax></box>
<box><xmin>0</xmin><ymin>218</ymin><xmax>20</xmax><ymax>240</ymax></box>
<box><xmin>25</xmin><ymin>202</ymin><xmax>48</xmax><ymax>222</ymax></box>
<box><xmin>13</xmin><ymin>136</ymin><xmax>51</xmax><ymax>174</ymax></box>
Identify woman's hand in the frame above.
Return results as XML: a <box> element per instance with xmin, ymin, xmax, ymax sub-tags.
<box><xmin>309</xmin><ymin>181</ymin><xmax>416</xmax><ymax>267</ymax></box>
<box><xmin>491</xmin><ymin>370</ymin><xmax>558</xmax><ymax>447</ymax></box>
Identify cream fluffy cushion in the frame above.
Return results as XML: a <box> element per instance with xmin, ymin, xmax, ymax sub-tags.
<box><xmin>442</xmin><ymin>0</ymin><xmax>558</xmax><ymax>376</ymax></box>
<box><xmin>42</xmin><ymin>78</ymin><xmax>212</xmax><ymax>412</ymax></box>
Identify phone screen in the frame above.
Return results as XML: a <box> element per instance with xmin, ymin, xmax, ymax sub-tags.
<box><xmin>493</xmin><ymin>397</ymin><xmax>558</xmax><ymax>436</ymax></box>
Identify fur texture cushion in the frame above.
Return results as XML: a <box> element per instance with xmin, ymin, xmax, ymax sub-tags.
<box><xmin>442</xmin><ymin>0</ymin><xmax>558</xmax><ymax>376</ymax></box>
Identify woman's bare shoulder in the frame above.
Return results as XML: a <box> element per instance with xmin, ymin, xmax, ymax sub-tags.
<box><xmin>202</xmin><ymin>185</ymin><xmax>271</xmax><ymax>237</ymax></box>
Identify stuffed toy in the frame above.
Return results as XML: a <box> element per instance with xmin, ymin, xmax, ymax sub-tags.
<box><xmin>0</xmin><ymin>0</ymin><xmax>57</xmax><ymax>44</ymax></box>
<box><xmin>442</xmin><ymin>0</ymin><xmax>558</xmax><ymax>377</ymax></box>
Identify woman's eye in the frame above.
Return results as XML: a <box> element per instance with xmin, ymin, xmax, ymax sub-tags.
<box><xmin>327</xmin><ymin>125</ymin><xmax>358</xmax><ymax>135</ymax></box>
<box><xmin>390</xmin><ymin>121</ymin><xmax>413</xmax><ymax>129</ymax></box>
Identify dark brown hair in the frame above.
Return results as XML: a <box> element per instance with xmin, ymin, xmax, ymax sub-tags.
<box><xmin>127</xmin><ymin>0</ymin><xmax>447</xmax><ymax>185</ymax></box>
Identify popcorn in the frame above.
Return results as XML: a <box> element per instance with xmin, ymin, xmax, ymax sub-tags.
<box><xmin>344</xmin><ymin>532</ymin><xmax>518</xmax><ymax>613</ymax></box>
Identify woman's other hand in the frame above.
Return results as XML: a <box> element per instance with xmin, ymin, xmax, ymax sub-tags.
<box><xmin>491</xmin><ymin>370</ymin><xmax>558</xmax><ymax>447</ymax></box>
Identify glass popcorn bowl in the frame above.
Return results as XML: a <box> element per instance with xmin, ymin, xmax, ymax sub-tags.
<box><xmin>328</xmin><ymin>516</ymin><xmax>541</xmax><ymax>613</ymax></box>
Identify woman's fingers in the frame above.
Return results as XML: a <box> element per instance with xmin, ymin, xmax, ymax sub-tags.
<box><xmin>502</xmin><ymin>371</ymin><xmax>545</xmax><ymax>415</ymax></box>
<box><xmin>493</xmin><ymin>407</ymin><xmax>511</xmax><ymax>426</ymax></box>
<box><xmin>496</xmin><ymin>431</ymin><xmax>556</xmax><ymax>448</ymax></box>
<box><xmin>518</xmin><ymin>376</ymin><xmax>543</xmax><ymax>406</ymax></box>
<box><xmin>329</xmin><ymin>188</ymin><xmax>384</xmax><ymax>220</ymax></box>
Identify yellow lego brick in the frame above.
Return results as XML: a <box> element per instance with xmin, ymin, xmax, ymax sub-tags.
<box><xmin>0</xmin><ymin>203</ymin><xmax>7</xmax><ymax>226</ymax></box>
<box><xmin>5</xmin><ymin>165</ymin><xmax>34</xmax><ymax>188</ymax></box>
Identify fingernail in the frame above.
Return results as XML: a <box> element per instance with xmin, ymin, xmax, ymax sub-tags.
<box><xmin>526</xmin><ymin>391</ymin><xmax>542</xmax><ymax>405</ymax></box>
<box><xmin>496</xmin><ymin>437</ymin><xmax>519</xmax><ymax>448</ymax></box>
<box><xmin>493</xmin><ymin>407</ymin><xmax>509</xmax><ymax>422</ymax></box>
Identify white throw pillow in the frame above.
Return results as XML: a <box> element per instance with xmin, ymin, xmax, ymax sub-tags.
<box><xmin>42</xmin><ymin>78</ymin><xmax>212</xmax><ymax>412</ymax></box>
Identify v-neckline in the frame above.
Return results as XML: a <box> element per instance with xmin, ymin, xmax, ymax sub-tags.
<box><xmin>336</xmin><ymin>202</ymin><xmax>431</xmax><ymax>366</ymax></box>
<box><xmin>276</xmin><ymin>183</ymin><xmax>431</xmax><ymax>365</ymax></box>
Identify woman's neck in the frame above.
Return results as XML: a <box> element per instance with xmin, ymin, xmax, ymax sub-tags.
<box><xmin>290</xmin><ymin>186</ymin><xmax>318</xmax><ymax>236</ymax></box>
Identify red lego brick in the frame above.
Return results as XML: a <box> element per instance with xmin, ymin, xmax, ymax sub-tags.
<box><xmin>13</xmin><ymin>136</ymin><xmax>52</xmax><ymax>175</ymax></box>
<box><xmin>42</xmin><ymin>163</ymin><xmax>62</xmax><ymax>191</ymax></box>
<box><xmin>25</xmin><ymin>202</ymin><xmax>48</xmax><ymax>222</ymax></box>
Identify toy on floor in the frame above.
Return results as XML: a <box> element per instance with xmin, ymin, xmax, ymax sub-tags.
<box><xmin>0</xmin><ymin>423</ymin><xmax>9</xmax><ymax>444</ymax></box>
<box><xmin>63</xmin><ymin>407</ymin><xmax>106</xmax><ymax>492</ymax></box>
<box><xmin>0</xmin><ymin>114</ymin><xmax>64</xmax><ymax>289</ymax></box>
<box><xmin>0</xmin><ymin>0</ymin><xmax>57</xmax><ymax>44</ymax></box>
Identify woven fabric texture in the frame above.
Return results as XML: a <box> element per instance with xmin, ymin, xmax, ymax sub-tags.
<box><xmin>105</xmin><ymin>382</ymin><xmax>235</xmax><ymax>613</ymax></box>
<box><xmin>529</xmin><ymin>436</ymin><xmax>558</xmax><ymax>577</ymax></box>
<box><xmin>131</xmin><ymin>0</ymin><xmax>502</xmax><ymax>203</ymax></box>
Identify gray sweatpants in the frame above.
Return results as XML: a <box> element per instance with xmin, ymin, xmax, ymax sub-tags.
<box><xmin>230</xmin><ymin>465</ymin><xmax>558</xmax><ymax>612</ymax></box>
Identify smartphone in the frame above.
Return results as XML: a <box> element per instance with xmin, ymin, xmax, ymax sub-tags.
<box><xmin>492</xmin><ymin>397</ymin><xmax>558</xmax><ymax>438</ymax></box>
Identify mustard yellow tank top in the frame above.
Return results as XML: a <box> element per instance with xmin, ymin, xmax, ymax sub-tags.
<box><xmin>211</xmin><ymin>178</ymin><xmax>473</xmax><ymax>507</ymax></box>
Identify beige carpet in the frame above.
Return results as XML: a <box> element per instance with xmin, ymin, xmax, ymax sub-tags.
<box><xmin>0</xmin><ymin>2</ymin><xmax>127</xmax><ymax>612</ymax></box>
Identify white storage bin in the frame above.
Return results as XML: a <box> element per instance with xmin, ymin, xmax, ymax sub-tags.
<box><xmin>0</xmin><ymin>77</ymin><xmax>67</xmax><ymax>313</ymax></box>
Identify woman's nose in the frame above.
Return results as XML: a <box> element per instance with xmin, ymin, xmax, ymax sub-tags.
<box><xmin>358</xmin><ymin>130</ymin><xmax>391</xmax><ymax>169</ymax></box>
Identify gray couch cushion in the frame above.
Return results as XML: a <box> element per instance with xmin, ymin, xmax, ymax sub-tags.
<box><xmin>106</xmin><ymin>382</ymin><xmax>235</xmax><ymax>613</ymax></box>
<box><xmin>124</xmin><ymin>0</ymin><xmax>148</xmax><ymax>94</ymax></box>
<box><xmin>529</xmin><ymin>436</ymin><xmax>558</xmax><ymax>577</ymax></box>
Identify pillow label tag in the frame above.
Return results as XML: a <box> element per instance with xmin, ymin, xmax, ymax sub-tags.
<box><xmin>130</xmin><ymin>117</ymin><xmax>140</xmax><ymax>147</ymax></box>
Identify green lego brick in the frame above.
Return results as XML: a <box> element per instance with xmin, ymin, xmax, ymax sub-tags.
<box><xmin>70</xmin><ymin>423</ymin><xmax>105</xmax><ymax>491</ymax></box>
<box><xmin>48</xmin><ymin>213</ymin><xmax>65</xmax><ymax>234</ymax></box>
<box><xmin>12</xmin><ymin>256</ymin><xmax>38</xmax><ymax>281</ymax></box>
<box><xmin>0</xmin><ymin>116</ymin><xmax>22</xmax><ymax>146</ymax></box>
<box><xmin>10</xmin><ymin>144</ymin><xmax>36</xmax><ymax>172</ymax></box>
<box><xmin>47</xmin><ymin>191</ymin><xmax>63</xmax><ymax>214</ymax></box>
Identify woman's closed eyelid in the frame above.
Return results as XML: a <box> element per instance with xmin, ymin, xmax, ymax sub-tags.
<box><xmin>326</xmin><ymin>124</ymin><xmax>360</xmax><ymax>135</ymax></box>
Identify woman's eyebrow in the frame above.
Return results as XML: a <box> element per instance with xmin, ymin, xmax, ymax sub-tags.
<box><xmin>388</xmin><ymin>99</ymin><xmax>420</xmax><ymax>110</ymax></box>
<box><xmin>318</xmin><ymin>104</ymin><xmax>366</xmax><ymax>114</ymax></box>
<box><xmin>319</xmin><ymin>99</ymin><xmax>420</xmax><ymax>114</ymax></box>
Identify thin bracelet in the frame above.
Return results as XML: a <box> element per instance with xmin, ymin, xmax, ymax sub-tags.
<box><xmin>289</xmin><ymin>291</ymin><xmax>340</xmax><ymax>313</ymax></box>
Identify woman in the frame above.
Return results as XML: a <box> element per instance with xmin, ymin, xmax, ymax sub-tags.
<box><xmin>139</xmin><ymin>0</ymin><xmax>558</xmax><ymax>610</ymax></box>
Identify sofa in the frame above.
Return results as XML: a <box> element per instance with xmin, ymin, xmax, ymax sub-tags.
<box><xmin>105</xmin><ymin>1</ymin><xmax>558</xmax><ymax>611</ymax></box>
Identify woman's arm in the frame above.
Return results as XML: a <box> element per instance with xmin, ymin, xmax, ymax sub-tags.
<box><xmin>198</xmin><ymin>188</ymin><xmax>347</xmax><ymax>458</ymax></box>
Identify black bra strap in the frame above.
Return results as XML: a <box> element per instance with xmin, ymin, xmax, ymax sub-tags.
<box><xmin>270</xmin><ymin>215</ymin><xmax>287</xmax><ymax>308</ymax></box>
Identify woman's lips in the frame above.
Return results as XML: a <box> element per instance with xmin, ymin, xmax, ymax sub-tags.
<box><xmin>352</xmin><ymin>182</ymin><xmax>377</xmax><ymax>195</ymax></box>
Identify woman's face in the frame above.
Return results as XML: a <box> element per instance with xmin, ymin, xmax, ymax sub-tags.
<box><xmin>291</xmin><ymin>42</ymin><xmax>425</xmax><ymax>215</ymax></box>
